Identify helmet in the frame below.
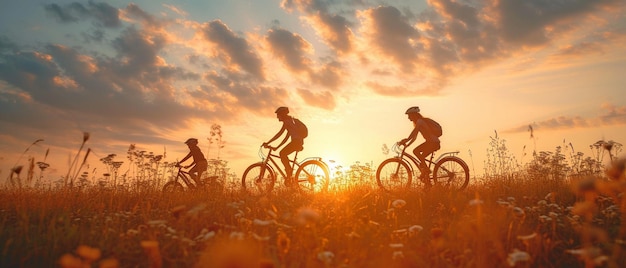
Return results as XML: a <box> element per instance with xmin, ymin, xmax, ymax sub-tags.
<box><xmin>184</xmin><ymin>138</ymin><xmax>198</xmax><ymax>145</ymax></box>
<box><xmin>405</xmin><ymin>106</ymin><xmax>420</xmax><ymax>114</ymax></box>
<box><xmin>275</xmin><ymin>106</ymin><xmax>289</xmax><ymax>114</ymax></box>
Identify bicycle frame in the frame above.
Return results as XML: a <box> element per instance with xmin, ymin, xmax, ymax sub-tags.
<box><xmin>257</xmin><ymin>146</ymin><xmax>323</xmax><ymax>180</ymax></box>
<box><xmin>391</xmin><ymin>143</ymin><xmax>460</xmax><ymax>178</ymax></box>
<box><xmin>173</xmin><ymin>164</ymin><xmax>197</xmax><ymax>189</ymax></box>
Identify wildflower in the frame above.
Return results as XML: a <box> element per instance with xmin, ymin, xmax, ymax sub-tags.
<box><xmin>295</xmin><ymin>207</ymin><xmax>320</xmax><ymax>226</ymax></box>
<box><xmin>195</xmin><ymin>230</ymin><xmax>216</xmax><ymax>242</ymax></box>
<box><xmin>389</xmin><ymin>243</ymin><xmax>404</xmax><ymax>249</ymax></box>
<box><xmin>253</xmin><ymin>219</ymin><xmax>274</xmax><ymax>226</ymax></box>
<box><xmin>517</xmin><ymin>233</ymin><xmax>537</xmax><ymax>241</ymax></box>
<box><xmin>392</xmin><ymin>250</ymin><xmax>404</xmax><ymax>260</ymax></box>
<box><xmin>76</xmin><ymin>245</ymin><xmax>101</xmax><ymax>262</ymax></box>
<box><xmin>346</xmin><ymin>231</ymin><xmax>360</xmax><ymax>238</ymax></box>
<box><xmin>469</xmin><ymin>199</ymin><xmax>483</xmax><ymax>206</ymax></box>
<box><xmin>82</xmin><ymin>132</ymin><xmax>90</xmax><ymax>143</ymax></box>
<box><xmin>392</xmin><ymin>199</ymin><xmax>406</xmax><ymax>208</ymax></box>
<box><xmin>507</xmin><ymin>249</ymin><xmax>530</xmax><ymax>267</ymax></box>
<box><xmin>187</xmin><ymin>203</ymin><xmax>207</xmax><ymax>218</ymax></box>
<box><xmin>408</xmin><ymin>225</ymin><xmax>424</xmax><ymax>235</ymax></box>
<box><xmin>230</xmin><ymin>232</ymin><xmax>245</xmax><ymax>240</ymax></box>
<box><xmin>253</xmin><ymin>233</ymin><xmax>270</xmax><ymax>241</ymax></box>
<box><xmin>496</xmin><ymin>200</ymin><xmax>510</xmax><ymax>207</ymax></box>
<box><xmin>317</xmin><ymin>251</ymin><xmax>334</xmax><ymax>266</ymax></box>
<box><xmin>512</xmin><ymin>207</ymin><xmax>525</xmax><ymax>217</ymax></box>
<box><xmin>369</xmin><ymin>220</ymin><xmax>380</xmax><ymax>226</ymax></box>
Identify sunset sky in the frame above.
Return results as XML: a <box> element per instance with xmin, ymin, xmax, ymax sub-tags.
<box><xmin>1</xmin><ymin>0</ymin><xmax>625</xmax><ymax>184</ymax></box>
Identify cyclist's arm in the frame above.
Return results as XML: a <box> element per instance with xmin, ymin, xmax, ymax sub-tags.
<box><xmin>400</xmin><ymin>124</ymin><xmax>421</xmax><ymax>145</ymax></box>
<box><xmin>179</xmin><ymin>152</ymin><xmax>192</xmax><ymax>163</ymax></box>
<box><xmin>275</xmin><ymin>134</ymin><xmax>289</xmax><ymax>148</ymax></box>
<box><xmin>264</xmin><ymin>125</ymin><xmax>286</xmax><ymax>145</ymax></box>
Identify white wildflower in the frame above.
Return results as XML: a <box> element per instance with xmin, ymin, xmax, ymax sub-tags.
<box><xmin>346</xmin><ymin>231</ymin><xmax>360</xmax><ymax>238</ymax></box>
<box><xmin>512</xmin><ymin>207</ymin><xmax>525</xmax><ymax>217</ymax></box>
<box><xmin>408</xmin><ymin>225</ymin><xmax>424</xmax><ymax>235</ymax></box>
<box><xmin>296</xmin><ymin>207</ymin><xmax>320</xmax><ymax>225</ymax></box>
<box><xmin>389</xmin><ymin>243</ymin><xmax>404</xmax><ymax>249</ymax></box>
<box><xmin>392</xmin><ymin>250</ymin><xmax>404</xmax><ymax>260</ymax></box>
<box><xmin>317</xmin><ymin>251</ymin><xmax>334</xmax><ymax>266</ymax></box>
<box><xmin>392</xmin><ymin>199</ymin><xmax>406</xmax><ymax>208</ymax></box>
<box><xmin>507</xmin><ymin>249</ymin><xmax>530</xmax><ymax>267</ymax></box>
<box><xmin>252</xmin><ymin>233</ymin><xmax>270</xmax><ymax>241</ymax></box>
<box><xmin>230</xmin><ymin>231</ymin><xmax>245</xmax><ymax>240</ymax></box>
<box><xmin>194</xmin><ymin>230</ymin><xmax>215</xmax><ymax>242</ymax></box>
<box><xmin>253</xmin><ymin>219</ymin><xmax>274</xmax><ymax>226</ymax></box>
<box><xmin>517</xmin><ymin>233</ymin><xmax>537</xmax><ymax>241</ymax></box>
<box><xmin>469</xmin><ymin>199</ymin><xmax>484</xmax><ymax>206</ymax></box>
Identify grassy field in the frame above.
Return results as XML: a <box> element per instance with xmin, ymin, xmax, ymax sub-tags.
<box><xmin>0</xmin><ymin>158</ymin><xmax>624</xmax><ymax>268</ymax></box>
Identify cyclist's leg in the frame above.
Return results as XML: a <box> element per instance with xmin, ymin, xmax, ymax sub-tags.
<box><xmin>196</xmin><ymin>160</ymin><xmax>208</xmax><ymax>185</ymax></box>
<box><xmin>189</xmin><ymin>165</ymin><xmax>200</xmax><ymax>184</ymax></box>
<box><xmin>414</xmin><ymin>141</ymin><xmax>441</xmax><ymax>176</ymax></box>
<box><xmin>280</xmin><ymin>141</ymin><xmax>301</xmax><ymax>183</ymax></box>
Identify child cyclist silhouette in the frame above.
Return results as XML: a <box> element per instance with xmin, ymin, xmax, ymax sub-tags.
<box><xmin>263</xmin><ymin>106</ymin><xmax>308</xmax><ymax>186</ymax></box>
<box><xmin>178</xmin><ymin>138</ymin><xmax>208</xmax><ymax>186</ymax></box>
<box><xmin>398</xmin><ymin>106</ymin><xmax>441</xmax><ymax>187</ymax></box>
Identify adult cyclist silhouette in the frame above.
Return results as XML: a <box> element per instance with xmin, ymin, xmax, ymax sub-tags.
<box><xmin>398</xmin><ymin>106</ymin><xmax>441</xmax><ymax>187</ymax></box>
<box><xmin>263</xmin><ymin>107</ymin><xmax>307</xmax><ymax>186</ymax></box>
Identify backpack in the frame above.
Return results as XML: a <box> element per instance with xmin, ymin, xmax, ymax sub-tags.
<box><xmin>292</xmin><ymin>118</ymin><xmax>308</xmax><ymax>139</ymax></box>
<box><xmin>423</xmin><ymin>118</ymin><xmax>442</xmax><ymax>137</ymax></box>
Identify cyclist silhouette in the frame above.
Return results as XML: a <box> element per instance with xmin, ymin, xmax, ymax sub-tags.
<box><xmin>179</xmin><ymin>138</ymin><xmax>208</xmax><ymax>186</ymax></box>
<box><xmin>263</xmin><ymin>107</ymin><xmax>306</xmax><ymax>186</ymax></box>
<box><xmin>398</xmin><ymin>106</ymin><xmax>440</xmax><ymax>186</ymax></box>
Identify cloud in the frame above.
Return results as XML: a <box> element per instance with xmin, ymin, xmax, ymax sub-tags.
<box><xmin>200</xmin><ymin>20</ymin><xmax>265</xmax><ymax>80</ymax></box>
<box><xmin>265</xmin><ymin>27</ymin><xmax>314</xmax><ymax>74</ymax></box>
<box><xmin>494</xmin><ymin>0</ymin><xmax>622</xmax><ymax>46</ymax></box>
<box><xmin>280</xmin><ymin>0</ymin><xmax>354</xmax><ymax>54</ymax></box>
<box><xmin>296</xmin><ymin>88</ymin><xmax>336</xmax><ymax>110</ymax></box>
<box><xmin>44</xmin><ymin>1</ymin><xmax>121</xmax><ymax>28</ymax></box>
<box><xmin>504</xmin><ymin>104</ymin><xmax>626</xmax><ymax>133</ymax></box>
<box><xmin>357</xmin><ymin>6</ymin><xmax>420</xmax><ymax>73</ymax></box>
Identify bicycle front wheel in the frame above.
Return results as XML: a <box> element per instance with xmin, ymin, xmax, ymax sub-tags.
<box><xmin>295</xmin><ymin>160</ymin><xmax>329</xmax><ymax>193</ymax></box>
<box><xmin>242</xmin><ymin>163</ymin><xmax>275</xmax><ymax>196</ymax></box>
<box><xmin>163</xmin><ymin>181</ymin><xmax>184</xmax><ymax>193</ymax></box>
<box><xmin>433</xmin><ymin>156</ymin><xmax>470</xmax><ymax>190</ymax></box>
<box><xmin>376</xmin><ymin>158</ymin><xmax>412</xmax><ymax>192</ymax></box>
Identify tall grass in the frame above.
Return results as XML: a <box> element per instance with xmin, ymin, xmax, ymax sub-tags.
<box><xmin>1</xmin><ymin>157</ymin><xmax>624</xmax><ymax>267</ymax></box>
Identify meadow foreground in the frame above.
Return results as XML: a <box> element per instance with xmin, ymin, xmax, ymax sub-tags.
<box><xmin>1</xmin><ymin>165</ymin><xmax>625</xmax><ymax>268</ymax></box>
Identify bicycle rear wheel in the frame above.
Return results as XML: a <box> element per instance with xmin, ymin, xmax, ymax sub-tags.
<box><xmin>376</xmin><ymin>158</ymin><xmax>412</xmax><ymax>192</ymax></box>
<box><xmin>163</xmin><ymin>181</ymin><xmax>184</xmax><ymax>193</ymax></box>
<box><xmin>295</xmin><ymin>160</ymin><xmax>329</xmax><ymax>193</ymax></box>
<box><xmin>242</xmin><ymin>163</ymin><xmax>275</xmax><ymax>196</ymax></box>
<box><xmin>433</xmin><ymin>156</ymin><xmax>470</xmax><ymax>190</ymax></box>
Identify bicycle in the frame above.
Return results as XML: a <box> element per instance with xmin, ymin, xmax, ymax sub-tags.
<box><xmin>162</xmin><ymin>163</ymin><xmax>219</xmax><ymax>193</ymax></box>
<box><xmin>376</xmin><ymin>143</ymin><xmax>470</xmax><ymax>191</ymax></box>
<box><xmin>241</xmin><ymin>145</ymin><xmax>330</xmax><ymax>196</ymax></box>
